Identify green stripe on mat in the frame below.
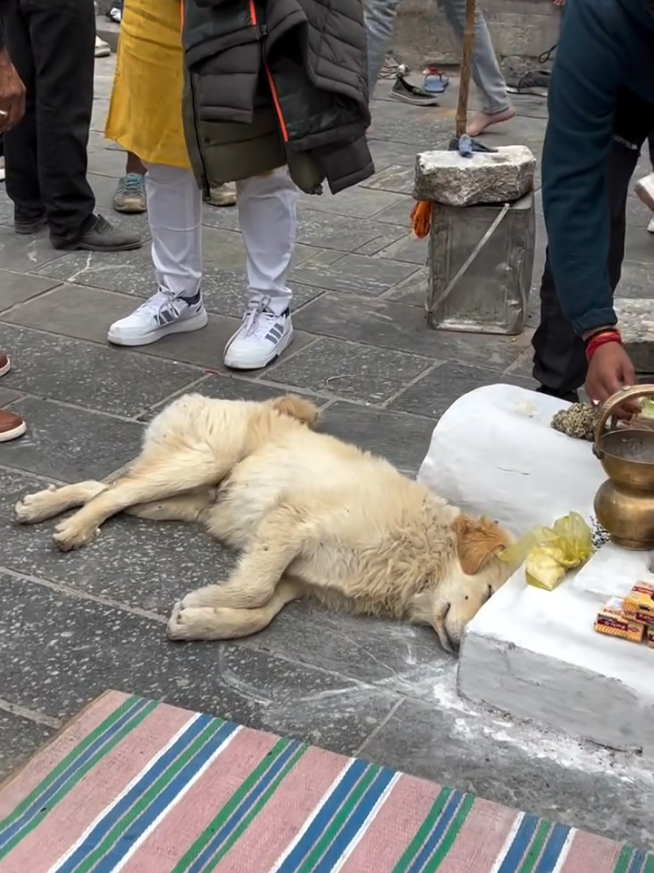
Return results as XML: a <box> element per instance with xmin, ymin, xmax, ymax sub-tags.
<box><xmin>518</xmin><ymin>819</ymin><xmax>552</xmax><ymax>873</ymax></box>
<box><xmin>296</xmin><ymin>763</ymin><xmax>381</xmax><ymax>873</ymax></box>
<box><xmin>643</xmin><ymin>852</ymin><xmax>654</xmax><ymax>873</ymax></box>
<box><xmin>74</xmin><ymin>719</ymin><xmax>224</xmax><ymax>873</ymax></box>
<box><xmin>614</xmin><ymin>845</ymin><xmax>636</xmax><ymax>873</ymax></box>
<box><xmin>184</xmin><ymin>741</ymin><xmax>308</xmax><ymax>873</ymax></box>
<box><xmin>392</xmin><ymin>788</ymin><xmax>453</xmax><ymax>873</ymax></box>
<box><xmin>0</xmin><ymin>696</ymin><xmax>156</xmax><ymax>860</ymax></box>
<box><xmin>422</xmin><ymin>793</ymin><xmax>474</xmax><ymax>873</ymax></box>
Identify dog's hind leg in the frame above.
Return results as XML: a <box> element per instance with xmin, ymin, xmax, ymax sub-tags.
<box><xmin>126</xmin><ymin>489</ymin><xmax>214</xmax><ymax>523</ymax></box>
<box><xmin>51</xmin><ymin>447</ymin><xmax>230</xmax><ymax>552</ymax></box>
<box><xmin>167</xmin><ymin>579</ymin><xmax>302</xmax><ymax>641</ymax></box>
<box><xmin>15</xmin><ymin>481</ymin><xmax>107</xmax><ymax>525</ymax></box>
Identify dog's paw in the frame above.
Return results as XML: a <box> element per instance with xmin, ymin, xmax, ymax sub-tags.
<box><xmin>15</xmin><ymin>485</ymin><xmax>58</xmax><ymax>524</ymax></box>
<box><xmin>52</xmin><ymin>520</ymin><xmax>99</xmax><ymax>552</ymax></box>
<box><xmin>167</xmin><ymin>602</ymin><xmax>202</xmax><ymax>641</ymax></box>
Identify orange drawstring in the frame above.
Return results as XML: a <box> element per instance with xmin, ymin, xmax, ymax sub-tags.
<box><xmin>410</xmin><ymin>201</ymin><xmax>432</xmax><ymax>240</ymax></box>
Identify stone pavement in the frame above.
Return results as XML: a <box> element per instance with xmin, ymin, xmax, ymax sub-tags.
<box><xmin>1</xmin><ymin>57</ymin><xmax>654</xmax><ymax>849</ymax></box>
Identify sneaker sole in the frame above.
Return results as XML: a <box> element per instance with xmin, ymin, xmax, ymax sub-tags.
<box><xmin>74</xmin><ymin>239</ymin><xmax>143</xmax><ymax>253</ymax></box>
<box><xmin>390</xmin><ymin>91</ymin><xmax>440</xmax><ymax>106</ymax></box>
<box><xmin>0</xmin><ymin>359</ymin><xmax>10</xmax><ymax>378</ymax></box>
<box><xmin>113</xmin><ymin>202</ymin><xmax>147</xmax><ymax>215</ymax></box>
<box><xmin>107</xmin><ymin>309</ymin><xmax>209</xmax><ymax>347</ymax></box>
<box><xmin>0</xmin><ymin>420</ymin><xmax>26</xmax><ymax>442</ymax></box>
<box><xmin>224</xmin><ymin>327</ymin><xmax>294</xmax><ymax>370</ymax></box>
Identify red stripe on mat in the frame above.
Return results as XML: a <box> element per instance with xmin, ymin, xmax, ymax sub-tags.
<box><xmin>3</xmin><ymin>701</ymin><xmax>192</xmax><ymax>873</ymax></box>
<box><xmin>122</xmin><ymin>727</ymin><xmax>280</xmax><ymax>873</ymax></box>
<box><xmin>561</xmin><ymin>829</ymin><xmax>625</xmax><ymax>873</ymax></box>
<box><xmin>338</xmin><ymin>774</ymin><xmax>440</xmax><ymax>873</ymax></box>
<box><xmin>420</xmin><ymin>797</ymin><xmax>519</xmax><ymax>873</ymax></box>
<box><xmin>215</xmin><ymin>745</ymin><xmax>350</xmax><ymax>873</ymax></box>
<box><xmin>0</xmin><ymin>691</ymin><xmax>132</xmax><ymax>819</ymax></box>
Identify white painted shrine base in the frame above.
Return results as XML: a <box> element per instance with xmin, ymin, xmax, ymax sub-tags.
<box><xmin>418</xmin><ymin>384</ymin><xmax>654</xmax><ymax>754</ymax></box>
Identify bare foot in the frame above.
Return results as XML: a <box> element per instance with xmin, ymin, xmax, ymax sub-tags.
<box><xmin>466</xmin><ymin>107</ymin><xmax>516</xmax><ymax>137</ymax></box>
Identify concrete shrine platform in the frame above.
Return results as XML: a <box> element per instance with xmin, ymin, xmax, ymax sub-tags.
<box><xmin>419</xmin><ymin>384</ymin><xmax>654</xmax><ymax>755</ymax></box>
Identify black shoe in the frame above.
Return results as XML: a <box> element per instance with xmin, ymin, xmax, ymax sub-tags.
<box><xmin>14</xmin><ymin>210</ymin><xmax>47</xmax><ymax>235</ymax></box>
<box><xmin>57</xmin><ymin>214</ymin><xmax>142</xmax><ymax>252</ymax></box>
<box><xmin>536</xmin><ymin>384</ymin><xmax>580</xmax><ymax>404</ymax></box>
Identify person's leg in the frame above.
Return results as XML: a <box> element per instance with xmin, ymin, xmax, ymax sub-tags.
<box><xmin>113</xmin><ymin>152</ymin><xmax>147</xmax><ymax>214</ymax></box>
<box><xmin>533</xmin><ymin>137</ymin><xmax>641</xmax><ymax>398</ymax></box>
<box><xmin>438</xmin><ymin>0</ymin><xmax>514</xmax><ymax>135</ymax></box>
<box><xmin>224</xmin><ymin>168</ymin><xmax>297</xmax><ymax>370</ymax></box>
<box><xmin>23</xmin><ymin>0</ymin><xmax>140</xmax><ymax>250</ymax></box>
<box><xmin>108</xmin><ymin>162</ymin><xmax>206</xmax><ymax>346</ymax></box>
<box><xmin>363</xmin><ymin>0</ymin><xmax>404</xmax><ymax>96</ymax></box>
<box><xmin>3</xmin><ymin>4</ymin><xmax>44</xmax><ymax>232</ymax></box>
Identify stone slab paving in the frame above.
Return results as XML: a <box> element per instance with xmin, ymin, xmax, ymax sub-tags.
<box><xmin>0</xmin><ymin>56</ymin><xmax>653</xmax><ymax>849</ymax></box>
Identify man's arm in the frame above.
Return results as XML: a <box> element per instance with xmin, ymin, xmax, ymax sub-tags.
<box><xmin>542</xmin><ymin>0</ymin><xmax>624</xmax><ymax>336</ymax></box>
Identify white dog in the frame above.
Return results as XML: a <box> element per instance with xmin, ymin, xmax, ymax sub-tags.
<box><xmin>15</xmin><ymin>394</ymin><xmax>513</xmax><ymax>651</ymax></box>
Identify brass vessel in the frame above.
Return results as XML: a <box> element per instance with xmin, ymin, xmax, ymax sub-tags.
<box><xmin>593</xmin><ymin>385</ymin><xmax>654</xmax><ymax>550</ymax></box>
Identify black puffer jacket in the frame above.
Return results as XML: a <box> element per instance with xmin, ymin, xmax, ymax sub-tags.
<box><xmin>181</xmin><ymin>0</ymin><xmax>374</xmax><ymax>194</ymax></box>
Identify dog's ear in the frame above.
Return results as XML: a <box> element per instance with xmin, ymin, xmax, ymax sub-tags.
<box><xmin>270</xmin><ymin>395</ymin><xmax>319</xmax><ymax>428</ymax></box>
<box><xmin>453</xmin><ymin>515</ymin><xmax>509</xmax><ymax>576</ymax></box>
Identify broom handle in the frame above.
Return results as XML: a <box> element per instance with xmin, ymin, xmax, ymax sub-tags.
<box><xmin>455</xmin><ymin>0</ymin><xmax>476</xmax><ymax>138</ymax></box>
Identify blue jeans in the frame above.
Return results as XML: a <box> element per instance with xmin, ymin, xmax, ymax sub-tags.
<box><xmin>365</xmin><ymin>0</ymin><xmax>510</xmax><ymax>115</ymax></box>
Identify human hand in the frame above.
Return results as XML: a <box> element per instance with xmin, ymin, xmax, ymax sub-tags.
<box><xmin>552</xmin><ymin>0</ymin><xmax>565</xmax><ymax>6</ymax></box>
<box><xmin>585</xmin><ymin>342</ymin><xmax>637</xmax><ymax>416</ymax></box>
<box><xmin>0</xmin><ymin>50</ymin><xmax>25</xmax><ymax>134</ymax></box>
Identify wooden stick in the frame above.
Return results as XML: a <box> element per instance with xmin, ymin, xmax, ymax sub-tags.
<box><xmin>455</xmin><ymin>0</ymin><xmax>477</xmax><ymax>138</ymax></box>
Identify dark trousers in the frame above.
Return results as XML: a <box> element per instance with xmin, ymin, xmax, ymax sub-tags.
<box><xmin>532</xmin><ymin>92</ymin><xmax>654</xmax><ymax>395</ymax></box>
<box><xmin>3</xmin><ymin>0</ymin><xmax>96</xmax><ymax>246</ymax></box>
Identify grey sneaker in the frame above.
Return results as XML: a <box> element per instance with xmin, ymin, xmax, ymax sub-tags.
<box><xmin>113</xmin><ymin>173</ymin><xmax>147</xmax><ymax>214</ymax></box>
<box><xmin>204</xmin><ymin>184</ymin><xmax>237</xmax><ymax>208</ymax></box>
<box><xmin>63</xmin><ymin>214</ymin><xmax>142</xmax><ymax>252</ymax></box>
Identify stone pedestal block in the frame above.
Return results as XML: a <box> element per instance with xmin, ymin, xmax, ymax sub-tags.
<box><xmin>414</xmin><ymin>145</ymin><xmax>536</xmax><ymax>207</ymax></box>
<box><xmin>426</xmin><ymin>193</ymin><xmax>535</xmax><ymax>335</ymax></box>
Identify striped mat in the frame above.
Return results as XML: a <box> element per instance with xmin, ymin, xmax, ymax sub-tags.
<box><xmin>0</xmin><ymin>691</ymin><xmax>649</xmax><ymax>873</ymax></box>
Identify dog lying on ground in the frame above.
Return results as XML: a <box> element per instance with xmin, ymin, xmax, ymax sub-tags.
<box><xmin>14</xmin><ymin>394</ymin><xmax>513</xmax><ymax>652</ymax></box>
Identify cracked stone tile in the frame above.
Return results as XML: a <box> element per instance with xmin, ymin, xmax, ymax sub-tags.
<box><xmin>362</xmin><ymin>694</ymin><xmax>654</xmax><ymax>850</ymax></box>
<box><xmin>0</xmin><ymin>324</ymin><xmax>200</xmax><ymax>417</ymax></box>
<box><xmin>0</xmin><ymin>397</ymin><xmax>143</xmax><ymax>481</ymax></box>
<box><xmin>266</xmin><ymin>337</ymin><xmax>432</xmax><ymax>404</ymax></box>
<box><xmin>388</xmin><ymin>362</ymin><xmax>536</xmax><ymax>419</ymax></box>
<box><xmin>0</xmin><ymin>572</ymin><xmax>398</xmax><ymax>754</ymax></box>
<box><xmin>317</xmin><ymin>401</ymin><xmax>435</xmax><ymax>470</ymax></box>
<box><xmin>0</xmin><ymin>270</ymin><xmax>61</xmax><ymax>313</ymax></box>
<box><xmin>292</xmin><ymin>293</ymin><xmax>528</xmax><ymax>369</ymax></box>
<box><xmin>295</xmin><ymin>208</ymin><xmax>405</xmax><ymax>252</ymax></box>
<box><xmin>291</xmin><ymin>253</ymin><xmax>418</xmax><ymax>297</ymax></box>
<box><xmin>0</xmin><ymin>226</ymin><xmax>68</xmax><ymax>273</ymax></box>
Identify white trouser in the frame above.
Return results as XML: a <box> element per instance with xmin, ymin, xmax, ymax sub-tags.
<box><xmin>142</xmin><ymin>163</ymin><xmax>297</xmax><ymax>316</ymax></box>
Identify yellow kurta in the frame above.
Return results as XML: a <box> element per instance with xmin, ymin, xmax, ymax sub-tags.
<box><xmin>104</xmin><ymin>0</ymin><xmax>190</xmax><ymax>169</ymax></box>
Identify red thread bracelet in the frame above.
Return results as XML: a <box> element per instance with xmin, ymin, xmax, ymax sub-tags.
<box><xmin>585</xmin><ymin>331</ymin><xmax>622</xmax><ymax>363</ymax></box>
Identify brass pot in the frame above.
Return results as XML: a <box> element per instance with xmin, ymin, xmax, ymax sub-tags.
<box><xmin>593</xmin><ymin>385</ymin><xmax>654</xmax><ymax>550</ymax></box>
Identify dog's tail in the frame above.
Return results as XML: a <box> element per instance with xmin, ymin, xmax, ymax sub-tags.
<box><xmin>269</xmin><ymin>394</ymin><xmax>319</xmax><ymax>428</ymax></box>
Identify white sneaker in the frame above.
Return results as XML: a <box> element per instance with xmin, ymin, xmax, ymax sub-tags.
<box><xmin>648</xmin><ymin>217</ymin><xmax>654</xmax><ymax>234</ymax></box>
<box><xmin>108</xmin><ymin>288</ymin><xmax>208</xmax><ymax>347</ymax></box>
<box><xmin>95</xmin><ymin>36</ymin><xmax>111</xmax><ymax>58</ymax></box>
<box><xmin>224</xmin><ymin>298</ymin><xmax>293</xmax><ymax>369</ymax></box>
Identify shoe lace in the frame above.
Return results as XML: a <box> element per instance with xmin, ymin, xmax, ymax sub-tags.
<box><xmin>241</xmin><ymin>296</ymin><xmax>277</xmax><ymax>338</ymax></box>
<box><xmin>118</xmin><ymin>173</ymin><xmax>144</xmax><ymax>195</ymax></box>
<box><xmin>138</xmin><ymin>289</ymin><xmax>182</xmax><ymax>320</ymax></box>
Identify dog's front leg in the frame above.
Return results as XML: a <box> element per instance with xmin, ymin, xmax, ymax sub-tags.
<box><xmin>168</xmin><ymin>507</ymin><xmax>306</xmax><ymax>639</ymax></box>
<box><xmin>52</xmin><ymin>448</ymin><xmax>228</xmax><ymax>552</ymax></box>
